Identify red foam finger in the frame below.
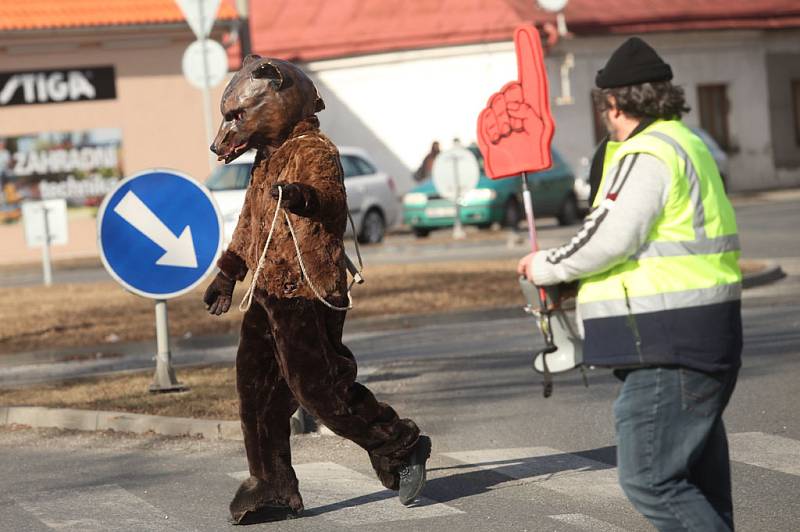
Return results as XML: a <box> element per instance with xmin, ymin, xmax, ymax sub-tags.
<box><xmin>506</xmin><ymin>101</ymin><xmax>536</xmax><ymax>121</ymax></box>
<box><xmin>480</xmin><ymin>107</ymin><xmax>501</xmax><ymax>143</ymax></box>
<box><xmin>503</xmin><ymin>82</ymin><xmax>525</xmax><ymax>104</ymax></box>
<box><xmin>489</xmin><ymin>94</ymin><xmax>512</xmax><ymax>136</ymax></box>
<box><xmin>514</xmin><ymin>24</ymin><xmax>554</xmax><ymax>170</ymax></box>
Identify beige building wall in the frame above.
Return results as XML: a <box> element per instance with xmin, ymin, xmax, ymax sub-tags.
<box><xmin>0</xmin><ymin>26</ymin><xmax>231</xmax><ymax>184</ymax></box>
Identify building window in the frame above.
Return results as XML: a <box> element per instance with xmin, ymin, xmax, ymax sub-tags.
<box><xmin>697</xmin><ymin>84</ymin><xmax>731</xmax><ymax>151</ymax></box>
<box><xmin>793</xmin><ymin>80</ymin><xmax>800</xmax><ymax>146</ymax></box>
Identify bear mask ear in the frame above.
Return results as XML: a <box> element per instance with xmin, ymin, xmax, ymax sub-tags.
<box><xmin>242</xmin><ymin>54</ymin><xmax>262</xmax><ymax>66</ymax></box>
<box><xmin>252</xmin><ymin>62</ymin><xmax>284</xmax><ymax>90</ymax></box>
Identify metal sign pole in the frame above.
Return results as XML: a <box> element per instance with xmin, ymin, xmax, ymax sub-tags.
<box><xmin>452</xmin><ymin>155</ymin><xmax>465</xmax><ymax>239</ymax></box>
<box><xmin>198</xmin><ymin>2</ymin><xmax>216</xmax><ymax>172</ymax></box>
<box><xmin>150</xmin><ymin>300</ymin><xmax>187</xmax><ymax>393</ymax></box>
<box><xmin>41</xmin><ymin>205</ymin><xmax>53</xmax><ymax>287</ymax></box>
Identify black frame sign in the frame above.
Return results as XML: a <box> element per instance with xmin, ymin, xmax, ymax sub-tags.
<box><xmin>0</xmin><ymin>66</ymin><xmax>116</xmax><ymax>107</ymax></box>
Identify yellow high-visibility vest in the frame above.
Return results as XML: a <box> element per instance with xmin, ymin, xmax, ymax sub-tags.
<box><xmin>577</xmin><ymin>120</ymin><xmax>741</xmax><ymax>322</ymax></box>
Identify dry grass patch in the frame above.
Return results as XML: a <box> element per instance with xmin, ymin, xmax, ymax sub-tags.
<box><xmin>0</xmin><ymin>365</ymin><xmax>239</xmax><ymax>420</ymax></box>
<box><xmin>0</xmin><ymin>259</ymin><xmax>524</xmax><ymax>354</ymax></box>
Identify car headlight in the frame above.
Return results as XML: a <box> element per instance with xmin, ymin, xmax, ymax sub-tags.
<box><xmin>462</xmin><ymin>188</ymin><xmax>497</xmax><ymax>202</ymax></box>
<box><xmin>403</xmin><ymin>192</ymin><xmax>428</xmax><ymax>206</ymax></box>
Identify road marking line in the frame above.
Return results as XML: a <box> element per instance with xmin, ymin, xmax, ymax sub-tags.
<box><xmin>729</xmin><ymin>432</ymin><xmax>800</xmax><ymax>476</ymax></box>
<box><xmin>549</xmin><ymin>513</ymin><xmax>631</xmax><ymax>531</ymax></box>
<box><xmin>230</xmin><ymin>462</ymin><xmax>462</xmax><ymax>526</ymax></box>
<box><xmin>14</xmin><ymin>484</ymin><xmax>190</xmax><ymax>531</ymax></box>
<box><xmin>441</xmin><ymin>447</ymin><xmax>625</xmax><ymax>500</ymax></box>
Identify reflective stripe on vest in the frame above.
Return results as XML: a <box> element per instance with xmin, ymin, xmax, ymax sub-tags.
<box><xmin>580</xmin><ymin>283</ymin><xmax>741</xmax><ymax>320</ymax></box>
<box><xmin>577</xmin><ymin>120</ymin><xmax>741</xmax><ymax>318</ymax></box>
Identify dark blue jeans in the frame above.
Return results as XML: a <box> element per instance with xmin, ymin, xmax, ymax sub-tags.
<box><xmin>614</xmin><ymin>366</ymin><xmax>738</xmax><ymax>532</ymax></box>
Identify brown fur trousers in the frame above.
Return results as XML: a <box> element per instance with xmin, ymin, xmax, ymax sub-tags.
<box><xmin>230</xmin><ymin>293</ymin><xmax>421</xmax><ymax>523</ymax></box>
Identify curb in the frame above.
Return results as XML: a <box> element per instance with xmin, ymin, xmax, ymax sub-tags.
<box><xmin>742</xmin><ymin>262</ymin><xmax>786</xmax><ymax>289</ymax></box>
<box><xmin>0</xmin><ymin>405</ymin><xmax>309</xmax><ymax>440</ymax></box>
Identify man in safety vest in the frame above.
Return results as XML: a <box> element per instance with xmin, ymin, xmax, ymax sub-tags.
<box><xmin>518</xmin><ymin>37</ymin><xmax>741</xmax><ymax>531</ymax></box>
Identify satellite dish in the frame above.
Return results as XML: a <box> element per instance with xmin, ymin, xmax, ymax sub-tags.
<box><xmin>537</xmin><ymin>0</ymin><xmax>568</xmax><ymax>12</ymax></box>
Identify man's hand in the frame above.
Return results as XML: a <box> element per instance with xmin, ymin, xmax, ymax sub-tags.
<box><xmin>517</xmin><ymin>251</ymin><xmax>536</xmax><ymax>280</ymax></box>
<box><xmin>477</xmin><ymin>25</ymin><xmax>555</xmax><ymax>179</ymax></box>
<box><xmin>203</xmin><ymin>272</ymin><xmax>235</xmax><ymax>315</ymax></box>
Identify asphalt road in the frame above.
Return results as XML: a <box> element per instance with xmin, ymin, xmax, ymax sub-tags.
<box><xmin>0</xmin><ymin>192</ymin><xmax>798</xmax><ymax>531</ymax></box>
<box><xmin>0</xmin><ymin>274</ymin><xmax>798</xmax><ymax>531</ymax></box>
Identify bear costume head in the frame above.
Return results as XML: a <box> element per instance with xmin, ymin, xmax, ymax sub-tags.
<box><xmin>211</xmin><ymin>55</ymin><xmax>325</xmax><ymax>163</ymax></box>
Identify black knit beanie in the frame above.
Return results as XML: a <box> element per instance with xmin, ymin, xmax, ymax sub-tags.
<box><xmin>595</xmin><ymin>37</ymin><xmax>673</xmax><ymax>89</ymax></box>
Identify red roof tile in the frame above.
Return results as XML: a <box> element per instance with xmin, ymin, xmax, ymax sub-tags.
<box><xmin>247</xmin><ymin>0</ymin><xmax>800</xmax><ymax>61</ymax></box>
<box><xmin>0</xmin><ymin>0</ymin><xmax>238</xmax><ymax>32</ymax></box>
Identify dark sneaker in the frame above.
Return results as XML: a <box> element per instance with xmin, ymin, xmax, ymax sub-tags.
<box><xmin>398</xmin><ymin>435</ymin><xmax>432</xmax><ymax>506</ymax></box>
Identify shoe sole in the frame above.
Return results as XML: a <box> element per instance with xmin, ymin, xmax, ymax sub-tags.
<box><xmin>231</xmin><ymin>505</ymin><xmax>302</xmax><ymax>525</ymax></box>
<box><xmin>401</xmin><ymin>435</ymin><xmax>432</xmax><ymax>506</ymax></box>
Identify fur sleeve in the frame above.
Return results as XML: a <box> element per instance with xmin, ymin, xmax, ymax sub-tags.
<box><xmin>300</xmin><ymin>145</ymin><xmax>347</xmax><ymax>224</ymax></box>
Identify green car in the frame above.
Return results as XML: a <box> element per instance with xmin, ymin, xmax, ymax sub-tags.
<box><xmin>403</xmin><ymin>147</ymin><xmax>579</xmax><ymax>237</ymax></box>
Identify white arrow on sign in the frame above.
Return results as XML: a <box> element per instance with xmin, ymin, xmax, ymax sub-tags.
<box><xmin>113</xmin><ymin>191</ymin><xmax>198</xmax><ymax>268</ymax></box>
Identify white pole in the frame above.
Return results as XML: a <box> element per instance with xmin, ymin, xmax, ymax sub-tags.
<box><xmin>198</xmin><ymin>2</ymin><xmax>216</xmax><ymax>172</ymax></box>
<box><xmin>41</xmin><ymin>205</ymin><xmax>52</xmax><ymax>287</ymax></box>
<box><xmin>452</xmin><ymin>155</ymin><xmax>466</xmax><ymax>240</ymax></box>
<box><xmin>150</xmin><ymin>300</ymin><xmax>186</xmax><ymax>392</ymax></box>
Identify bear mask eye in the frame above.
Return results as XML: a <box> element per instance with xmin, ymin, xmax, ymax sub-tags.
<box><xmin>224</xmin><ymin>109</ymin><xmax>244</xmax><ymax>122</ymax></box>
<box><xmin>252</xmin><ymin>63</ymin><xmax>284</xmax><ymax>90</ymax></box>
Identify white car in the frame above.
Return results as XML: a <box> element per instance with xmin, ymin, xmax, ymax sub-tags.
<box><xmin>207</xmin><ymin>146</ymin><xmax>399</xmax><ymax>244</ymax></box>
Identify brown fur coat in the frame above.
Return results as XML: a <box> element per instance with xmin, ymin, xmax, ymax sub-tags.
<box><xmin>217</xmin><ymin>117</ymin><xmax>348</xmax><ymax>301</ymax></box>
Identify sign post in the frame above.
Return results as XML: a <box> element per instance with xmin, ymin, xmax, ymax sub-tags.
<box><xmin>98</xmin><ymin>169</ymin><xmax>223</xmax><ymax>392</ymax></box>
<box><xmin>22</xmin><ymin>199</ymin><xmax>68</xmax><ymax>287</ymax></box>
<box><xmin>431</xmin><ymin>146</ymin><xmax>480</xmax><ymax>240</ymax></box>
<box><xmin>41</xmin><ymin>205</ymin><xmax>52</xmax><ymax>286</ymax></box>
<box><xmin>177</xmin><ymin>0</ymin><xmax>225</xmax><ymax>172</ymax></box>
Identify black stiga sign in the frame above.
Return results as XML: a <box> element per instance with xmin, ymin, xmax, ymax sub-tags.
<box><xmin>0</xmin><ymin>66</ymin><xmax>116</xmax><ymax>107</ymax></box>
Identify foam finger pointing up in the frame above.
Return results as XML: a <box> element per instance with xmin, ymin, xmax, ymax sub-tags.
<box><xmin>514</xmin><ymin>24</ymin><xmax>549</xmax><ymax>118</ymax></box>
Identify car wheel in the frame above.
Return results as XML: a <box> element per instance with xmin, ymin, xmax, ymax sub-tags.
<box><xmin>413</xmin><ymin>228</ymin><xmax>430</xmax><ymax>238</ymax></box>
<box><xmin>502</xmin><ymin>198</ymin><xmax>522</xmax><ymax>228</ymax></box>
<box><xmin>357</xmin><ymin>209</ymin><xmax>385</xmax><ymax>244</ymax></box>
<box><xmin>557</xmin><ymin>194</ymin><xmax>580</xmax><ymax>226</ymax></box>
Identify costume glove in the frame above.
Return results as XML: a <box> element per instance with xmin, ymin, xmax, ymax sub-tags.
<box><xmin>270</xmin><ymin>182</ymin><xmax>319</xmax><ymax>216</ymax></box>
<box><xmin>203</xmin><ymin>272</ymin><xmax>235</xmax><ymax>315</ymax></box>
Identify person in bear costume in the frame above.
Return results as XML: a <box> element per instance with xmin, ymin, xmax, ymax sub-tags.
<box><xmin>204</xmin><ymin>55</ymin><xmax>431</xmax><ymax>525</ymax></box>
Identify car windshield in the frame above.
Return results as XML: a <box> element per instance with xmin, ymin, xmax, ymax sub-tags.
<box><xmin>206</xmin><ymin>164</ymin><xmax>251</xmax><ymax>191</ymax></box>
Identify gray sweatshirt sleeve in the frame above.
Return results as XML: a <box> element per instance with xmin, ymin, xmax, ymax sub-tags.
<box><xmin>531</xmin><ymin>153</ymin><xmax>671</xmax><ymax>286</ymax></box>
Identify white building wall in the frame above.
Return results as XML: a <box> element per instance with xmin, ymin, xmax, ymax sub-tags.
<box><xmin>308</xmin><ymin>30</ymin><xmax>798</xmax><ymax>194</ymax></box>
<box><xmin>307</xmin><ymin>43</ymin><xmax>518</xmax><ymax>193</ymax></box>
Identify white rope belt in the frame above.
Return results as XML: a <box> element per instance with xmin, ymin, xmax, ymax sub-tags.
<box><xmin>239</xmin><ymin>185</ymin><xmax>353</xmax><ymax>313</ymax></box>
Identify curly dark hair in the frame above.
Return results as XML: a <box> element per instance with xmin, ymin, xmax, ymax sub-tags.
<box><xmin>592</xmin><ymin>81</ymin><xmax>690</xmax><ymax>120</ymax></box>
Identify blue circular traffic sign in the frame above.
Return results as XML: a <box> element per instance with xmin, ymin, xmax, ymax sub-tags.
<box><xmin>97</xmin><ymin>168</ymin><xmax>223</xmax><ymax>299</ymax></box>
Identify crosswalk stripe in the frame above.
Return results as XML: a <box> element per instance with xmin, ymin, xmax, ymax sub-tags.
<box><xmin>441</xmin><ymin>447</ymin><xmax>625</xmax><ymax>500</ymax></box>
<box><xmin>14</xmin><ymin>484</ymin><xmax>190</xmax><ymax>532</ymax></box>
<box><xmin>230</xmin><ymin>462</ymin><xmax>462</xmax><ymax>526</ymax></box>
<box><xmin>549</xmin><ymin>513</ymin><xmax>631</xmax><ymax>531</ymax></box>
<box><xmin>729</xmin><ymin>431</ymin><xmax>800</xmax><ymax>476</ymax></box>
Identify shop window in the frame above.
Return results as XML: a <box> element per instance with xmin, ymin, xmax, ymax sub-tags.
<box><xmin>697</xmin><ymin>84</ymin><xmax>731</xmax><ymax>151</ymax></box>
<box><xmin>793</xmin><ymin>80</ymin><xmax>800</xmax><ymax>146</ymax></box>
